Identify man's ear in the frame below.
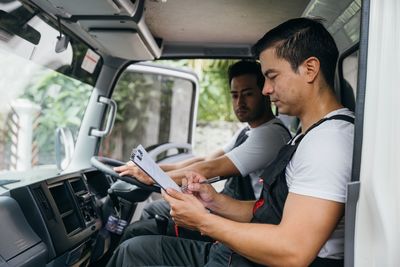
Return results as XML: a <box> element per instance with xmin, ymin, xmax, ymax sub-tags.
<box><xmin>301</xmin><ymin>57</ymin><xmax>320</xmax><ymax>83</ymax></box>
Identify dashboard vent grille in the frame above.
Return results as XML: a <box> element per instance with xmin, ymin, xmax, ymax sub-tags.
<box><xmin>33</xmin><ymin>187</ymin><xmax>55</xmax><ymax>220</ymax></box>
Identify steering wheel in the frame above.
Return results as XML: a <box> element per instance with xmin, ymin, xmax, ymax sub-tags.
<box><xmin>90</xmin><ymin>156</ymin><xmax>161</xmax><ymax>193</ymax></box>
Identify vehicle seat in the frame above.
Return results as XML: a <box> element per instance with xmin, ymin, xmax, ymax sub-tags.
<box><xmin>336</xmin><ymin>42</ymin><xmax>359</xmax><ymax>112</ymax></box>
<box><xmin>340</xmin><ymin>79</ymin><xmax>356</xmax><ymax>112</ymax></box>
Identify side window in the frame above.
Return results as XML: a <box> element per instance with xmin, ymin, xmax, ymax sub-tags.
<box><xmin>100</xmin><ymin>67</ymin><xmax>196</xmax><ymax>161</ymax></box>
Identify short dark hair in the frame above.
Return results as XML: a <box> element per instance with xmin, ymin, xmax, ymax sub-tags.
<box><xmin>253</xmin><ymin>18</ymin><xmax>339</xmax><ymax>88</ymax></box>
<box><xmin>228</xmin><ymin>60</ymin><xmax>265</xmax><ymax>89</ymax></box>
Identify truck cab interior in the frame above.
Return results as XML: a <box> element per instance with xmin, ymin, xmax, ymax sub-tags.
<box><xmin>1</xmin><ymin>0</ymin><xmax>398</xmax><ymax>266</ymax></box>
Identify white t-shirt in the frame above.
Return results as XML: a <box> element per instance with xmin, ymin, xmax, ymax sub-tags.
<box><xmin>286</xmin><ymin>108</ymin><xmax>354</xmax><ymax>259</ymax></box>
<box><xmin>223</xmin><ymin>118</ymin><xmax>291</xmax><ymax>198</ymax></box>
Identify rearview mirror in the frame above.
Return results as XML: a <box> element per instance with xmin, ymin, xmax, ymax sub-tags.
<box><xmin>0</xmin><ymin>10</ymin><xmax>41</xmax><ymax>45</ymax></box>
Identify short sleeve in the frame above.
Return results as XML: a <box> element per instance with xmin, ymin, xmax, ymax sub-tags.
<box><xmin>286</xmin><ymin>126</ymin><xmax>354</xmax><ymax>203</ymax></box>
<box><xmin>222</xmin><ymin>126</ymin><xmax>247</xmax><ymax>153</ymax></box>
<box><xmin>226</xmin><ymin>123</ymin><xmax>289</xmax><ymax>176</ymax></box>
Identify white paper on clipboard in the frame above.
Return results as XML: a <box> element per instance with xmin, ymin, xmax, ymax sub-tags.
<box><xmin>133</xmin><ymin>145</ymin><xmax>182</xmax><ymax>192</ymax></box>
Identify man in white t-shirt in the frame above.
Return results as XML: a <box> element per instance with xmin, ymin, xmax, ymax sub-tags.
<box><xmin>106</xmin><ymin>18</ymin><xmax>354</xmax><ymax>267</ymax></box>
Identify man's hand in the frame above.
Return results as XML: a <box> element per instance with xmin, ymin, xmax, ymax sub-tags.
<box><xmin>162</xmin><ymin>188</ymin><xmax>210</xmax><ymax>231</ymax></box>
<box><xmin>113</xmin><ymin>161</ymin><xmax>154</xmax><ymax>185</ymax></box>
<box><xmin>185</xmin><ymin>172</ymin><xmax>219</xmax><ymax>209</ymax></box>
<box><xmin>183</xmin><ymin>172</ymin><xmax>254</xmax><ymax>222</ymax></box>
<box><xmin>161</xmin><ymin>171</ymin><xmax>219</xmax><ymax>231</ymax></box>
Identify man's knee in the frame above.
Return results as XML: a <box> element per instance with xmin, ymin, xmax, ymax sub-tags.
<box><xmin>109</xmin><ymin>236</ymin><xmax>163</xmax><ymax>267</ymax></box>
<box><xmin>119</xmin><ymin>222</ymin><xmax>141</xmax><ymax>243</ymax></box>
<box><xmin>121</xmin><ymin>235</ymin><xmax>162</xmax><ymax>255</ymax></box>
<box><xmin>140</xmin><ymin>199</ymin><xmax>170</xmax><ymax>219</ymax></box>
<box><xmin>120</xmin><ymin>219</ymin><xmax>160</xmax><ymax>243</ymax></box>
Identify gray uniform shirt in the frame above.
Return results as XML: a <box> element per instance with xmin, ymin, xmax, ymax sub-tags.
<box><xmin>223</xmin><ymin>118</ymin><xmax>291</xmax><ymax>198</ymax></box>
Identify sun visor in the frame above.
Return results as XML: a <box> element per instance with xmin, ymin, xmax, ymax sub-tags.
<box><xmin>85</xmin><ymin>18</ymin><xmax>162</xmax><ymax>60</ymax></box>
<box><xmin>44</xmin><ymin>0</ymin><xmax>162</xmax><ymax>60</ymax></box>
<box><xmin>88</xmin><ymin>30</ymin><xmax>154</xmax><ymax>60</ymax></box>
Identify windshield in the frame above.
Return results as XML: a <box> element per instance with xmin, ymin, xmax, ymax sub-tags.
<box><xmin>0</xmin><ymin>5</ymin><xmax>101</xmax><ymax>179</ymax></box>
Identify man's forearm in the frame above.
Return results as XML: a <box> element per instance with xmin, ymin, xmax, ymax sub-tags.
<box><xmin>167</xmin><ymin>156</ymin><xmax>240</xmax><ymax>185</ymax></box>
<box><xmin>207</xmin><ymin>193</ymin><xmax>255</xmax><ymax>222</ymax></box>
<box><xmin>159</xmin><ymin>148</ymin><xmax>224</xmax><ymax>172</ymax></box>
<box><xmin>160</xmin><ymin>156</ymin><xmax>205</xmax><ymax>172</ymax></box>
<box><xmin>198</xmin><ymin>193</ymin><xmax>345</xmax><ymax>266</ymax></box>
<box><xmin>166</xmin><ymin>161</ymin><xmax>214</xmax><ymax>184</ymax></box>
<box><xmin>198</xmin><ymin>215</ymin><xmax>296</xmax><ymax>266</ymax></box>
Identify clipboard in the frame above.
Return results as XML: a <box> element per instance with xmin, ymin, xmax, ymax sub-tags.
<box><xmin>132</xmin><ymin>144</ymin><xmax>182</xmax><ymax>192</ymax></box>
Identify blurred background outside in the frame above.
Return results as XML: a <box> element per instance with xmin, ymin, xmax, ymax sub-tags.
<box><xmin>155</xmin><ymin>60</ymin><xmax>244</xmax><ymax>157</ymax></box>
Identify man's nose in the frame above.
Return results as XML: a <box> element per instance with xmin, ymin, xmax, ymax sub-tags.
<box><xmin>236</xmin><ymin>94</ymin><xmax>244</xmax><ymax>105</ymax></box>
<box><xmin>262</xmin><ymin>80</ymin><xmax>273</xmax><ymax>96</ymax></box>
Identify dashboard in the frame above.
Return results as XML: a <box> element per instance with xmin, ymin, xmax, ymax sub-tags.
<box><xmin>0</xmin><ymin>169</ymin><xmax>114</xmax><ymax>267</ymax></box>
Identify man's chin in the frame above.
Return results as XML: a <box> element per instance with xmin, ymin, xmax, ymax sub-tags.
<box><xmin>236</xmin><ymin>116</ymin><xmax>248</xmax><ymax>122</ymax></box>
<box><xmin>274</xmin><ymin>104</ymin><xmax>287</xmax><ymax>115</ymax></box>
<box><xmin>276</xmin><ymin>108</ymin><xmax>292</xmax><ymax>116</ymax></box>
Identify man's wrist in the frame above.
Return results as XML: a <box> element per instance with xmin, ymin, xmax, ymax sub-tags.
<box><xmin>204</xmin><ymin>192</ymin><xmax>223</xmax><ymax>212</ymax></box>
<box><xmin>198</xmin><ymin>212</ymin><xmax>215</xmax><ymax>235</ymax></box>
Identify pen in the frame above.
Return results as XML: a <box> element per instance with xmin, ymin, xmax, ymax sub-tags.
<box><xmin>181</xmin><ymin>176</ymin><xmax>221</xmax><ymax>191</ymax></box>
<box><xmin>200</xmin><ymin>176</ymin><xmax>220</xmax><ymax>184</ymax></box>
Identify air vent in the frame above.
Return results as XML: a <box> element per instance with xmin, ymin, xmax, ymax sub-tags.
<box><xmin>33</xmin><ymin>187</ymin><xmax>54</xmax><ymax>220</ymax></box>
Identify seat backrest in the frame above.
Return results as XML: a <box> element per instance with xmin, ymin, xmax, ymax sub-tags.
<box><xmin>337</xmin><ymin>43</ymin><xmax>359</xmax><ymax>112</ymax></box>
<box><xmin>340</xmin><ymin>79</ymin><xmax>356</xmax><ymax>112</ymax></box>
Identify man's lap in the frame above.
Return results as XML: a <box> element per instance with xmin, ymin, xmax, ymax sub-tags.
<box><xmin>140</xmin><ymin>199</ymin><xmax>171</xmax><ymax>220</ymax></box>
<box><xmin>120</xmin><ymin>217</ymin><xmax>214</xmax><ymax>244</ymax></box>
<box><xmin>107</xmin><ymin>235</ymin><xmax>212</xmax><ymax>267</ymax></box>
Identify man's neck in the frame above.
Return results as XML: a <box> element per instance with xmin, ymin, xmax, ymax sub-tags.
<box><xmin>248</xmin><ymin>111</ymin><xmax>275</xmax><ymax>128</ymax></box>
<box><xmin>298</xmin><ymin>91</ymin><xmax>343</xmax><ymax>133</ymax></box>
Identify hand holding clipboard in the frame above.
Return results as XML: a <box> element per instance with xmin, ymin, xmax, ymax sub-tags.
<box><xmin>132</xmin><ymin>145</ymin><xmax>182</xmax><ymax>192</ymax></box>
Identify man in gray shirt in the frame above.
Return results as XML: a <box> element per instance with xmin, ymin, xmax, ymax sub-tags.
<box><xmin>114</xmin><ymin>60</ymin><xmax>291</xmax><ymax>242</ymax></box>
<box><xmin>115</xmin><ymin>61</ymin><xmax>290</xmax><ymax>216</ymax></box>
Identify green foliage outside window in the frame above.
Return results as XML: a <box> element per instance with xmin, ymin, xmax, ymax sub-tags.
<box><xmin>23</xmin><ymin>72</ymin><xmax>92</xmax><ymax>163</ymax></box>
<box><xmin>198</xmin><ymin>60</ymin><xmax>236</xmax><ymax>121</ymax></box>
<box><xmin>155</xmin><ymin>59</ymin><xmax>237</xmax><ymax>122</ymax></box>
<box><xmin>16</xmin><ymin>59</ymin><xmax>237</xmax><ymax>164</ymax></box>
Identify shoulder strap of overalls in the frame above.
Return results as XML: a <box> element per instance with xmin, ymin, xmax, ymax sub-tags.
<box><xmin>219</xmin><ymin>126</ymin><xmax>250</xmax><ymax>182</ymax></box>
<box><xmin>293</xmin><ymin>114</ymin><xmax>354</xmax><ymax>144</ymax></box>
<box><xmin>234</xmin><ymin>126</ymin><xmax>250</xmax><ymax>146</ymax></box>
<box><xmin>272</xmin><ymin>121</ymin><xmax>292</xmax><ymax>139</ymax></box>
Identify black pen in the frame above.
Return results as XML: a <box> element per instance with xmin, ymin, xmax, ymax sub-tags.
<box><xmin>200</xmin><ymin>176</ymin><xmax>221</xmax><ymax>184</ymax></box>
<box><xmin>181</xmin><ymin>176</ymin><xmax>221</xmax><ymax>191</ymax></box>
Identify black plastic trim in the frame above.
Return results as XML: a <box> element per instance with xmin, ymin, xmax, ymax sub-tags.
<box><xmin>351</xmin><ymin>0</ymin><xmax>369</xmax><ymax>184</ymax></box>
<box><xmin>344</xmin><ymin>0</ymin><xmax>370</xmax><ymax>266</ymax></box>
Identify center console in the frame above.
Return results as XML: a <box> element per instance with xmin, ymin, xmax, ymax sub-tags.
<box><xmin>11</xmin><ymin>171</ymin><xmax>103</xmax><ymax>265</ymax></box>
<box><xmin>47</xmin><ymin>177</ymin><xmax>98</xmax><ymax>236</ymax></box>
